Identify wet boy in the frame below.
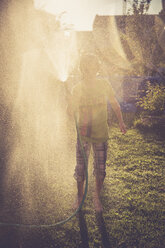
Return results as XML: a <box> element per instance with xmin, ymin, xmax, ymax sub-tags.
<box><xmin>71</xmin><ymin>54</ymin><xmax>126</xmax><ymax>212</ymax></box>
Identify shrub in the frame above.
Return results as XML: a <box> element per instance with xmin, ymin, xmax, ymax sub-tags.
<box><xmin>137</xmin><ymin>82</ymin><xmax>165</xmax><ymax>116</ymax></box>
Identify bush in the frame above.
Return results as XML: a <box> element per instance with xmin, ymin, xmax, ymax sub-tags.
<box><xmin>137</xmin><ymin>82</ymin><xmax>165</xmax><ymax>116</ymax></box>
<box><xmin>134</xmin><ymin>116</ymin><xmax>158</xmax><ymax>129</ymax></box>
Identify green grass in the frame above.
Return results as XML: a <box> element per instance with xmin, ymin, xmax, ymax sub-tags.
<box><xmin>103</xmin><ymin>127</ymin><xmax>165</xmax><ymax>248</ymax></box>
<box><xmin>46</xmin><ymin>126</ymin><xmax>165</xmax><ymax>248</ymax></box>
<box><xmin>1</xmin><ymin>126</ymin><xmax>164</xmax><ymax>248</ymax></box>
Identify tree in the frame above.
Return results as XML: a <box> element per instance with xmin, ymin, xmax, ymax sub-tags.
<box><xmin>137</xmin><ymin>82</ymin><xmax>165</xmax><ymax>115</ymax></box>
<box><xmin>127</xmin><ymin>0</ymin><xmax>152</xmax><ymax>15</ymax></box>
<box><xmin>120</xmin><ymin>0</ymin><xmax>161</xmax><ymax>76</ymax></box>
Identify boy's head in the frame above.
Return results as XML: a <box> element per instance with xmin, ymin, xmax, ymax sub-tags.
<box><xmin>79</xmin><ymin>54</ymin><xmax>100</xmax><ymax>77</ymax></box>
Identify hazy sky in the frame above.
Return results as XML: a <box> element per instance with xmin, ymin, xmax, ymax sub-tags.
<box><xmin>34</xmin><ymin>0</ymin><xmax>162</xmax><ymax>30</ymax></box>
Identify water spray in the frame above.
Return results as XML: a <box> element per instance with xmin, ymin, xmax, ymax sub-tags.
<box><xmin>0</xmin><ymin>25</ymin><xmax>86</xmax><ymax>227</ymax></box>
<box><xmin>0</xmin><ymin>113</ymin><xmax>88</xmax><ymax>228</ymax></box>
<box><xmin>0</xmin><ymin>5</ymin><xmax>83</xmax><ymax>228</ymax></box>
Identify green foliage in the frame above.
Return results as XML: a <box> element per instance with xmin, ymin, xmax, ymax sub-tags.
<box><xmin>120</xmin><ymin>0</ymin><xmax>165</xmax><ymax>75</ymax></box>
<box><xmin>127</xmin><ymin>0</ymin><xmax>152</xmax><ymax>15</ymax></box>
<box><xmin>137</xmin><ymin>82</ymin><xmax>165</xmax><ymax>115</ymax></box>
<box><xmin>120</xmin><ymin>15</ymin><xmax>157</xmax><ymax>75</ymax></box>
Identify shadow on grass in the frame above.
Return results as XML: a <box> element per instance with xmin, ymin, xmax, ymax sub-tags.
<box><xmin>78</xmin><ymin>210</ymin><xmax>89</xmax><ymax>248</ymax></box>
<box><xmin>96</xmin><ymin>212</ymin><xmax>112</xmax><ymax>248</ymax></box>
<box><xmin>0</xmin><ymin>227</ymin><xmax>56</xmax><ymax>248</ymax></box>
<box><xmin>78</xmin><ymin>210</ymin><xmax>113</xmax><ymax>248</ymax></box>
<box><xmin>137</xmin><ymin>124</ymin><xmax>165</xmax><ymax>141</ymax></box>
<box><xmin>0</xmin><ymin>227</ymin><xmax>21</xmax><ymax>248</ymax></box>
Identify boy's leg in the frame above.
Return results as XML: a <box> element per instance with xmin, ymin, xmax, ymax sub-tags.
<box><xmin>76</xmin><ymin>181</ymin><xmax>84</xmax><ymax>207</ymax></box>
<box><xmin>73</xmin><ymin>138</ymin><xmax>91</xmax><ymax>209</ymax></box>
<box><xmin>93</xmin><ymin>142</ymin><xmax>107</xmax><ymax>212</ymax></box>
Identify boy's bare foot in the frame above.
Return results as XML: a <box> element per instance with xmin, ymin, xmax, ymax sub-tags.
<box><xmin>73</xmin><ymin>195</ymin><xmax>83</xmax><ymax>210</ymax></box>
<box><xmin>93</xmin><ymin>194</ymin><xmax>103</xmax><ymax>212</ymax></box>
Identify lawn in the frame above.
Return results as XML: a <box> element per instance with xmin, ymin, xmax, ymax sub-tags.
<box><xmin>0</xmin><ymin>126</ymin><xmax>164</xmax><ymax>248</ymax></box>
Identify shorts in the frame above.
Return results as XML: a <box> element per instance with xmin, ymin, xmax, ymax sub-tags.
<box><xmin>74</xmin><ymin>138</ymin><xmax>108</xmax><ymax>182</ymax></box>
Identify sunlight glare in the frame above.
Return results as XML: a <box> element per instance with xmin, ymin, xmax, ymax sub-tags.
<box><xmin>34</xmin><ymin>0</ymin><xmax>94</xmax><ymax>31</ymax></box>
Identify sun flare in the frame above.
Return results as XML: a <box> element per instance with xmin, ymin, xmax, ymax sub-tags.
<box><xmin>34</xmin><ymin>0</ymin><xmax>95</xmax><ymax>31</ymax></box>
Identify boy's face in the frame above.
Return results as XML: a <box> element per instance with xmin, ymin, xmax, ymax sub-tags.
<box><xmin>80</xmin><ymin>55</ymin><xmax>100</xmax><ymax>77</ymax></box>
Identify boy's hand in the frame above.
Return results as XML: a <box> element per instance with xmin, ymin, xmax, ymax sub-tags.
<box><xmin>119</xmin><ymin>121</ymin><xmax>127</xmax><ymax>134</ymax></box>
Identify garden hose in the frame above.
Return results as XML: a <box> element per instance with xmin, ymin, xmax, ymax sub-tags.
<box><xmin>0</xmin><ymin>114</ymin><xmax>88</xmax><ymax>228</ymax></box>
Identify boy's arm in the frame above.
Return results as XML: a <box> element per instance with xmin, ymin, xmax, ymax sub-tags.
<box><xmin>109</xmin><ymin>85</ymin><xmax>127</xmax><ymax>134</ymax></box>
<box><xmin>109</xmin><ymin>94</ymin><xmax>127</xmax><ymax>134</ymax></box>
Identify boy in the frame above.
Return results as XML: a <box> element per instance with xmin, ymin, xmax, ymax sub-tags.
<box><xmin>71</xmin><ymin>54</ymin><xmax>126</xmax><ymax>212</ymax></box>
